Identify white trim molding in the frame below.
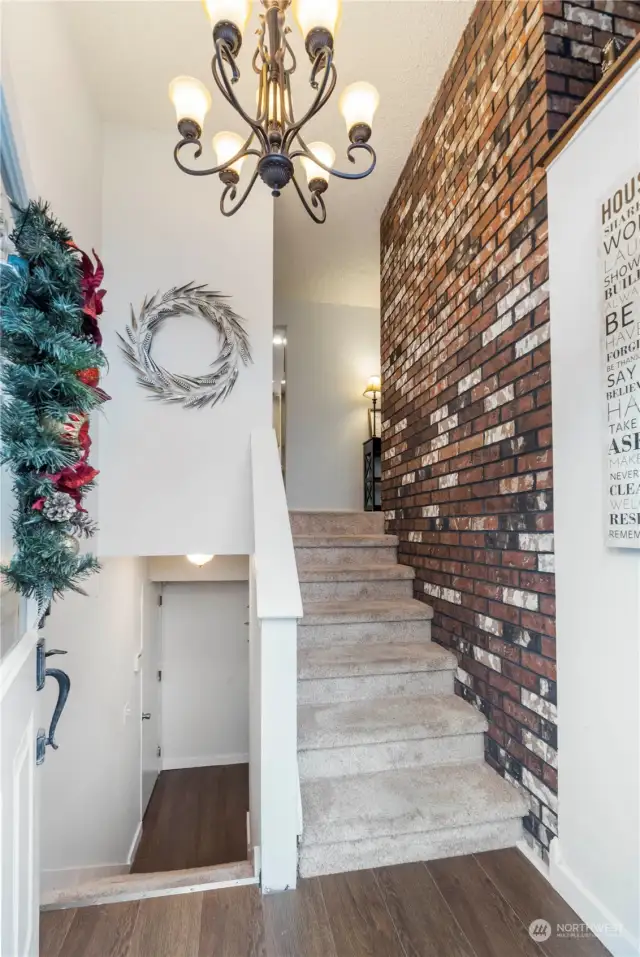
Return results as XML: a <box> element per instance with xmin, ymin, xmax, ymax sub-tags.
<box><xmin>549</xmin><ymin>839</ymin><xmax>639</xmax><ymax>957</ymax></box>
<box><xmin>161</xmin><ymin>753</ymin><xmax>249</xmax><ymax>771</ymax></box>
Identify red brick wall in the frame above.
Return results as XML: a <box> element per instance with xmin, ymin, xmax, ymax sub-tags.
<box><xmin>380</xmin><ymin>0</ymin><xmax>639</xmax><ymax>862</ymax></box>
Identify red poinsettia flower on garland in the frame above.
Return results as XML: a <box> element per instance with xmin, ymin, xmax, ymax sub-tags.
<box><xmin>67</xmin><ymin>241</ymin><xmax>106</xmax><ymax>346</ymax></box>
<box><xmin>33</xmin><ymin>462</ymin><xmax>100</xmax><ymax>514</ymax></box>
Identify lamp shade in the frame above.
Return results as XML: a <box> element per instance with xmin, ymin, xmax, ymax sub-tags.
<box><xmin>202</xmin><ymin>0</ymin><xmax>251</xmax><ymax>33</ymax></box>
<box><xmin>186</xmin><ymin>554</ymin><xmax>215</xmax><ymax>566</ymax></box>
<box><xmin>300</xmin><ymin>142</ymin><xmax>335</xmax><ymax>186</ymax></box>
<box><xmin>212</xmin><ymin>131</ymin><xmax>246</xmax><ymax>174</ymax></box>
<box><xmin>294</xmin><ymin>0</ymin><xmax>341</xmax><ymax>40</ymax></box>
<box><xmin>169</xmin><ymin>76</ymin><xmax>212</xmax><ymax>129</ymax></box>
<box><xmin>363</xmin><ymin>374</ymin><xmax>381</xmax><ymax>400</ymax></box>
<box><xmin>339</xmin><ymin>81</ymin><xmax>380</xmax><ymax>136</ymax></box>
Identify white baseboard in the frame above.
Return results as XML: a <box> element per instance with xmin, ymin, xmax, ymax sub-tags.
<box><xmin>549</xmin><ymin>839</ymin><xmax>639</xmax><ymax>957</ymax></box>
<box><xmin>41</xmin><ymin>863</ymin><xmax>129</xmax><ymax>894</ymax></box>
<box><xmin>162</xmin><ymin>752</ymin><xmax>249</xmax><ymax>771</ymax></box>
<box><xmin>127</xmin><ymin>820</ymin><xmax>143</xmax><ymax>865</ymax></box>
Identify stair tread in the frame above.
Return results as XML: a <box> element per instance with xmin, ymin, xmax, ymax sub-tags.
<box><xmin>298</xmin><ymin>641</ymin><xmax>455</xmax><ymax>680</ymax></box>
<box><xmin>301</xmin><ymin>598</ymin><xmax>434</xmax><ymax>625</ymax></box>
<box><xmin>300</xmin><ymin>762</ymin><xmax>526</xmax><ymax>847</ymax></box>
<box><xmin>298</xmin><ymin>693</ymin><xmax>487</xmax><ymax>750</ymax></box>
<box><xmin>294</xmin><ymin>534</ymin><xmax>399</xmax><ymax>547</ymax></box>
<box><xmin>298</xmin><ymin>564</ymin><xmax>414</xmax><ymax>583</ymax></box>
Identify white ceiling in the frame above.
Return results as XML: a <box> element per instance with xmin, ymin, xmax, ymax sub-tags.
<box><xmin>62</xmin><ymin>0</ymin><xmax>472</xmax><ymax>309</ymax></box>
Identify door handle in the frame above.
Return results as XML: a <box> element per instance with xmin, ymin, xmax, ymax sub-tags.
<box><xmin>142</xmin><ymin>712</ymin><xmax>151</xmax><ymax>720</ymax></box>
<box><xmin>36</xmin><ymin>641</ymin><xmax>71</xmax><ymax>763</ymax></box>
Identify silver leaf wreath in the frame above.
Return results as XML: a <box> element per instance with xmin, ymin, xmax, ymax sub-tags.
<box><xmin>117</xmin><ymin>282</ymin><xmax>252</xmax><ymax>409</ymax></box>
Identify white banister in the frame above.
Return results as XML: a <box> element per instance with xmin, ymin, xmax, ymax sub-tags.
<box><xmin>249</xmin><ymin>429</ymin><xmax>302</xmax><ymax>892</ymax></box>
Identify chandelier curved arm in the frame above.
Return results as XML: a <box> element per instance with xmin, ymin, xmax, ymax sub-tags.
<box><xmin>174</xmin><ymin>136</ymin><xmax>262</xmax><ymax>177</ymax></box>
<box><xmin>212</xmin><ymin>39</ymin><xmax>271</xmax><ymax>152</ymax></box>
<box><xmin>291</xmin><ymin>173</ymin><xmax>327</xmax><ymax>225</ymax></box>
<box><xmin>220</xmin><ymin>164</ymin><xmax>261</xmax><ymax>217</ymax></box>
<box><xmin>282</xmin><ymin>49</ymin><xmax>336</xmax><ymax>151</ymax></box>
<box><xmin>290</xmin><ymin>137</ymin><xmax>377</xmax><ymax>181</ymax></box>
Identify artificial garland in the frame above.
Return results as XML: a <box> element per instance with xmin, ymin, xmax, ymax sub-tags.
<box><xmin>0</xmin><ymin>201</ymin><xmax>109</xmax><ymax>614</ymax></box>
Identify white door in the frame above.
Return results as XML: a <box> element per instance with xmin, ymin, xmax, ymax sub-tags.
<box><xmin>140</xmin><ymin>583</ymin><xmax>161</xmax><ymax>813</ymax></box>
<box><xmin>161</xmin><ymin>582</ymin><xmax>249</xmax><ymax>770</ymax></box>
<box><xmin>0</xmin><ymin>626</ymin><xmax>40</xmax><ymax>957</ymax></box>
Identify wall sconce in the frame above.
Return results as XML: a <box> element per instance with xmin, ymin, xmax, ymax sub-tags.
<box><xmin>363</xmin><ymin>374</ymin><xmax>381</xmax><ymax>438</ymax></box>
<box><xmin>186</xmin><ymin>554</ymin><xmax>215</xmax><ymax>566</ymax></box>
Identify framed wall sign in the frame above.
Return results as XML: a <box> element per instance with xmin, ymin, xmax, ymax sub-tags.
<box><xmin>601</xmin><ymin>170</ymin><xmax>640</xmax><ymax>548</ymax></box>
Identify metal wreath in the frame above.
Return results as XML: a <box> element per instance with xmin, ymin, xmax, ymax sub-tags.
<box><xmin>118</xmin><ymin>282</ymin><xmax>251</xmax><ymax>409</ymax></box>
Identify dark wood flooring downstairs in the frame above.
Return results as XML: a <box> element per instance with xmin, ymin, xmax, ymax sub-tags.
<box><xmin>41</xmin><ymin>848</ymin><xmax>612</xmax><ymax>957</ymax></box>
<box><xmin>130</xmin><ymin>764</ymin><xmax>249</xmax><ymax>874</ymax></box>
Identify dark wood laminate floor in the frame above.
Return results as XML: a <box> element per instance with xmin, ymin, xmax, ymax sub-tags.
<box><xmin>130</xmin><ymin>764</ymin><xmax>249</xmax><ymax>874</ymax></box>
<box><xmin>41</xmin><ymin>849</ymin><xmax>612</xmax><ymax>957</ymax></box>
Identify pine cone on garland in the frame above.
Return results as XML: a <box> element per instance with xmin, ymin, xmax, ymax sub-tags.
<box><xmin>41</xmin><ymin>491</ymin><xmax>77</xmax><ymax>523</ymax></box>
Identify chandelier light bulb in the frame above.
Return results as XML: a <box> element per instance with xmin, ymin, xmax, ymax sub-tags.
<box><xmin>300</xmin><ymin>141</ymin><xmax>335</xmax><ymax>187</ymax></box>
<box><xmin>169</xmin><ymin>76</ymin><xmax>212</xmax><ymax>136</ymax></box>
<box><xmin>212</xmin><ymin>131</ymin><xmax>246</xmax><ymax>175</ymax></box>
<box><xmin>186</xmin><ymin>554</ymin><xmax>215</xmax><ymax>567</ymax></box>
<box><xmin>339</xmin><ymin>81</ymin><xmax>380</xmax><ymax>142</ymax></box>
<box><xmin>294</xmin><ymin>0</ymin><xmax>341</xmax><ymax>43</ymax></box>
<box><xmin>202</xmin><ymin>0</ymin><xmax>251</xmax><ymax>33</ymax></box>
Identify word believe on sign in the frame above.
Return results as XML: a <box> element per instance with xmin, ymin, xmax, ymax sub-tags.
<box><xmin>602</xmin><ymin>171</ymin><xmax>640</xmax><ymax>548</ymax></box>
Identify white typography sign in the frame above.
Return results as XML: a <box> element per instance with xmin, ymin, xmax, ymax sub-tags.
<box><xmin>603</xmin><ymin>171</ymin><xmax>640</xmax><ymax>548</ymax></box>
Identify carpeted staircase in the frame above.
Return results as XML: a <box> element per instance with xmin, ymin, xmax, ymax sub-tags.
<box><xmin>291</xmin><ymin>510</ymin><xmax>525</xmax><ymax>878</ymax></box>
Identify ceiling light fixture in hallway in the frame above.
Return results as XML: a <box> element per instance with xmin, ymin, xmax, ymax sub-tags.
<box><xmin>169</xmin><ymin>0</ymin><xmax>379</xmax><ymax>223</ymax></box>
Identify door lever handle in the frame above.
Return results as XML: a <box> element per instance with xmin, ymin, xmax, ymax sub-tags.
<box><xmin>142</xmin><ymin>712</ymin><xmax>151</xmax><ymax>720</ymax></box>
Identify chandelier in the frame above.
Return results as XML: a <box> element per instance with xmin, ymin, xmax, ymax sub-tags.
<box><xmin>168</xmin><ymin>0</ymin><xmax>379</xmax><ymax>224</ymax></box>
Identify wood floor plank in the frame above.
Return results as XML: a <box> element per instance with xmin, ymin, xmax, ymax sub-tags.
<box><xmin>263</xmin><ymin>878</ymin><xmax>338</xmax><ymax>957</ymax></box>
<box><xmin>198</xmin><ymin>885</ymin><xmax>265</xmax><ymax>957</ymax></box>
<box><xmin>126</xmin><ymin>893</ymin><xmax>203</xmax><ymax>957</ymax></box>
<box><xmin>131</xmin><ymin>765</ymin><xmax>248</xmax><ymax>874</ymax></box>
<box><xmin>56</xmin><ymin>902</ymin><xmax>139</xmax><ymax>957</ymax></box>
<box><xmin>374</xmin><ymin>863</ymin><xmax>477</xmax><ymax>957</ymax></box>
<box><xmin>318</xmin><ymin>869</ymin><xmax>407</xmax><ymax>957</ymax></box>
<box><xmin>40</xmin><ymin>908</ymin><xmax>76</xmax><ymax>957</ymax></box>
<box><xmin>475</xmin><ymin>849</ymin><xmax>612</xmax><ymax>957</ymax></box>
<box><xmin>428</xmin><ymin>854</ymin><xmax>547</xmax><ymax>957</ymax></box>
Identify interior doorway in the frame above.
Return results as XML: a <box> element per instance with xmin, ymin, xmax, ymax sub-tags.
<box><xmin>133</xmin><ymin>580</ymin><xmax>250</xmax><ymax>875</ymax></box>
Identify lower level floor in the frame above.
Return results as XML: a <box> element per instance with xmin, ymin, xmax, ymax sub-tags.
<box><xmin>41</xmin><ymin>847</ymin><xmax>610</xmax><ymax>957</ymax></box>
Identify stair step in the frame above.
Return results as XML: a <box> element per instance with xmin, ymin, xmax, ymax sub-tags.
<box><xmin>301</xmin><ymin>598</ymin><xmax>434</xmax><ymax>625</ymax></box>
<box><xmin>290</xmin><ymin>510</ymin><xmax>385</xmax><ymax>536</ymax></box>
<box><xmin>299</xmin><ymin>598</ymin><xmax>434</xmax><ymax>646</ymax></box>
<box><xmin>298</xmin><ymin>763</ymin><xmax>526</xmax><ymax>877</ymax></box>
<box><xmin>299</xmin><ymin>694</ymin><xmax>486</xmax><ymax>749</ymax></box>
<box><xmin>298</xmin><ymin>641</ymin><xmax>454</xmax><ymax>680</ymax></box>
<box><xmin>298</xmin><ymin>694</ymin><xmax>486</xmax><ymax>778</ymax></box>
<box><xmin>294</xmin><ymin>534</ymin><xmax>399</xmax><ymax>548</ymax></box>
<box><xmin>295</xmin><ymin>535</ymin><xmax>399</xmax><ymax>569</ymax></box>
<box><xmin>298</xmin><ymin>565</ymin><xmax>414</xmax><ymax>583</ymax></box>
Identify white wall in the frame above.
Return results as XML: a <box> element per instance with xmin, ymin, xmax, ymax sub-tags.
<box><xmin>98</xmin><ymin>123</ymin><xmax>273</xmax><ymax>557</ymax></box>
<box><xmin>40</xmin><ymin>559</ymin><xmax>150</xmax><ymax>887</ymax></box>
<box><xmin>2</xmin><ymin>3</ymin><xmax>151</xmax><ymax>889</ymax></box>
<box><xmin>279</xmin><ymin>300</ymin><xmax>380</xmax><ymax>511</ymax></box>
<box><xmin>547</xmin><ymin>63</ymin><xmax>640</xmax><ymax>957</ymax></box>
<box><xmin>161</xmin><ymin>581</ymin><xmax>249</xmax><ymax>769</ymax></box>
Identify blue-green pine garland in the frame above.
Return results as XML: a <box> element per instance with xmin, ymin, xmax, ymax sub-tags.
<box><xmin>0</xmin><ymin>201</ymin><xmax>107</xmax><ymax>613</ymax></box>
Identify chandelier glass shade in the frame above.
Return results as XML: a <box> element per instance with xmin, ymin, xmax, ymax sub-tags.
<box><xmin>169</xmin><ymin>0</ymin><xmax>379</xmax><ymax>223</ymax></box>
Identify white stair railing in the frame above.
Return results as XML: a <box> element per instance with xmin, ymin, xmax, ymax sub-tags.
<box><xmin>249</xmin><ymin>428</ymin><xmax>302</xmax><ymax>892</ymax></box>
